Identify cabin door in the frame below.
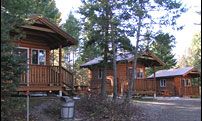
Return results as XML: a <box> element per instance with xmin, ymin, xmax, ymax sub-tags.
<box><xmin>14</xmin><ymin>47</ymin><xmax>29</xmax><ymax>85</ymax></box>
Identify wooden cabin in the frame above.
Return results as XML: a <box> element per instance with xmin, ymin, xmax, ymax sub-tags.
<box><xmin>80</xmin><ymin>51</ymin><xmax>165</xmax><ymax>96</ymax></box>
<box><xmin>12</xmin><ymin>16</ymin><xmax>77</xmax><ymax>96</ymax></box>
<box><xmin>148</xmin><ymin>67</ymin><xmax>200</xmax><ymax>97</ymax></box>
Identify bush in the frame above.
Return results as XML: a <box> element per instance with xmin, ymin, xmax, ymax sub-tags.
<box><xmin>76</xmin><ymin>95</ymin><xmax>145</xmax><ymax>121</ymax></box>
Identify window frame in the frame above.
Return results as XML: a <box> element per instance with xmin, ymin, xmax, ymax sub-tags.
<box><xmin>137</xmin><ymin>68</ymin><xmax>144</xmax><ymax>79</ymax></box>
<box><xmin>31</xmin><ymin>48</ymin><xmax>46</xmax><ymax>65</ymax></box>
<box><xmin>184</xmin><ymin>79</ymin><xmax>191</xmax><ymax>87</ymax></box>
<box><xmin>15</xmin><ymin>47</ymin><xmax>29</xmax><ymax>64</ymax></box>
<box><xmin>160</xmin><ymin>79</ymin><xmax>166</xmax><ymax>87</ymax></box>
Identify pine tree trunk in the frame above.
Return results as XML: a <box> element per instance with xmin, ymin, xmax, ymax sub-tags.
<box><xmin>101</xmin><ymin>51</ymin><xmax>107</xmax><ymax>97</ymax></box>
<box><xmin>127</xmin><ymin>0</ymin><xmax>143</xmax><ymax>101</ymax></box>
<box><xmin>112</xmin><ymin>26</ymin><xmax>118</xmax><ymax>101</ymax></box>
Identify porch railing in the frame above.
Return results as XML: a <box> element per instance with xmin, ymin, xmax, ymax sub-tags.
<box><xmin>181</xmin><ymin>86</ymin><xmax>199</xmax><ymax>96</ymax></box>
<box><xmin>135</xmin><ymin>79</ymin><xmax>155</xmax><ymax>92</ymax></box>
<box><xmin>19</xmin><ymin>65</ymin><xmax>73</xmax><ymax>88</ymax></box>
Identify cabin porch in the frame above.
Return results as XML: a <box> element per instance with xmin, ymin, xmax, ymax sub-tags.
<box><xmin>16</xmin><ymin>64</ymin><xmax>74</xmax><ymax>96</ymax></box>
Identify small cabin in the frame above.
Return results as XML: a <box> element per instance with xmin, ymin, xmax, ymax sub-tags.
<box><xmin>80</xmin><ymin>51</ymin><xmax>165</xmax><ymax>96</ymax></box>
<box><xmin>12</xmin><ymin>16</ymin><xmax>77</xmax><ymax>96</ymax></box>
<box><xmin>148</xmin><ymin>67</ymin><xmax>200</xmax><ymax>97</ymax></box>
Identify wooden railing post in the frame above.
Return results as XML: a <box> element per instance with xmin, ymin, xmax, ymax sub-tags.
<box><xmin>153</xmin><ymin>66</ymin><xmax>156</xmax><ymax>98</ymax></box>
<box><xmin>59</xmin><ymin>45</ymin><xmax>62</xmax><ymax>87</ymax></box>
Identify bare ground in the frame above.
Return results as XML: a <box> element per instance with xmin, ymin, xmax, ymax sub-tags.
<box><xmin>27</xmin><ymin>96</ymin><xmax>201</xmax><ymax>121</ymax></box>
<box><xmin>134</xmin><ymin>98</ymin><xmax>201</xmax><ymax>121</ymax></box>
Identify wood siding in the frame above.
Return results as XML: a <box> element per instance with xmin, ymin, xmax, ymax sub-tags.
<box><xmin>89</xmin><ymin>63</ymin><xmax>155</xmax><ymax>95</ymax></box>
<box><xmin>15</xmin><ymin>40</ymin><xmax>51</xmax><ymax>65</ymax></box>
<box><xmin>156</xmin><ymin>76</ymin><xmax>200</xmax><ymax>97</ymax></box>
<box><xmin>89</xmin><ymin>63</ymin><xmax>200</xmax><ymax>97</ymax></box>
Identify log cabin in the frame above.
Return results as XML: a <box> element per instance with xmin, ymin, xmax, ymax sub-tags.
<box><xmin>12</xmin><ymin>16</ymin><xmax>77</xmax><ymax>96</ymax></box>
<box><xmin>148</xmin><ymin>67</ymin><xmax>200</xmax><ymax>97</ymax></box>
<box><xmin>80</xmin><ymin>51</ymin><xmax>165</xmax><ymax>96</ymax></box>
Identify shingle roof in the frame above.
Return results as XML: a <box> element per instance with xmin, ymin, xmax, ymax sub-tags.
<box><xmin>147</xmin><ymin>67</ymin><xmax>194</xmax><ymax>78</ymax></box>
<box><xmin>80</xmin><ymin>52</ymin><xmax>133</xmax><ymax>67</ymax></box>
<box><xmin>80</xmin><ymin>51</ymin><xmax>165</xmax><ymax>68</ymax></box>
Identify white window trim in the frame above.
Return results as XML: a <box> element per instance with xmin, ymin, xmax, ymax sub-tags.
<box><xmin>98</xmin><ymin>68</ymin><xmax>103</xmax><ymax>79</ymax></box>
<box><xmin>160</xmin><ymin>79</ymin><xmax>166</xmax><ymax>87</ymax></box>
<box><xmin>31</xmin><ymin>48</ymin><xmax>46</xmax><ymax>65</ymax></box>
<box><xmin>184</xmin><ymin>79</ymin><xmax>191</xmax><ymax>87</ymax></box>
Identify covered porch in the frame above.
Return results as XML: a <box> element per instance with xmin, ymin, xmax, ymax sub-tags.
<box><xmin>13</xmin><ymin>16</ymin><xmax>77</xmax><ymax>96</ymax></box>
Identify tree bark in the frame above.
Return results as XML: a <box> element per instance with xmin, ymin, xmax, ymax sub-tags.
<box><xmin>127</xmin><ymin>0</ymin><xmax>143</xmax><ymax>101</ymax></box>
<box><xmin>111</xmin><ymin>16</ymin><xmax>118</xmax><ymax>101</ymax></box>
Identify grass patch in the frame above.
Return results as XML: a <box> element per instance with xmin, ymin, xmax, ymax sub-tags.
<box><xmin>133</xmin><ymin>96</ymin><xmax>157</xmax><ymax>102</ymax></box>
<box><xmin>190</xmin><ymin>95</ymin><xmax>200</xmax><ymax>98</ymax></box>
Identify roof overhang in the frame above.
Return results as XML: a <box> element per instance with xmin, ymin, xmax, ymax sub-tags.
<box><xmin>12</xmin><ymin>16</ymin><xmax>77</xmax><ymax>49</ymax></box>
<box><xmin>80</xmin><ymin>51</ymin><xmax>165</xmax><ymax>68</ymax></box>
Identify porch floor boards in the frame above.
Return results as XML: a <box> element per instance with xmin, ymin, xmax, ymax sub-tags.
<box><xmin>16</xmin><ymin>86</ymin><xmax>62</xmax><ymax>92</ymax></box>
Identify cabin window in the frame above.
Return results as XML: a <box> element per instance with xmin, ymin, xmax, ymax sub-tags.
<box><xmin>32</xmin><ymin>49</ymin><xmax>46</xmax><ymax>65</ymax></box>
<box><xmin>160</xmin><ymin>79</ymin><xmax>166</xmax><ymax>87</ymax></box>
<box><xmin>184</xmin><ymin>79</ymin><xmax>191</xmax><ymax>86</ymax></box>
<box><xmin>137</xmin><ymin>68</ymin><xmax>144</xmax><ymax>78</ymax></box>
<box><xmin>128</xmin><ymin>67</ymin><xmax>133</xmax><ymax>80</ymax></box>
<box><xmin>98</xmin><ymin>68</ymin><xmax>103</xmax><ymax>79</ymax></box>
<box><xmin>14</xmin><ymin>47</ymin><xmax>29</xmax><ymax>64</ymax></box>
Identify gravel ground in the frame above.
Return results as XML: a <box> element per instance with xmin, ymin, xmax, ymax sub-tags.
<box><xmin>133</xmin><ymin>97</ymin><xmax>201</xmax><ymax>121</ymax></box>
<box><xmin>28</xmin><ymin>96</ymin><xmax>201</xmax><ymax>121</ymax></box>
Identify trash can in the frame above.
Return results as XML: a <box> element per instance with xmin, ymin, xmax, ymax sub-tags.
<box><xmin>60</xmin><ymin>96</ymin><xmax>75</xmax><ymax>119</ymax></box>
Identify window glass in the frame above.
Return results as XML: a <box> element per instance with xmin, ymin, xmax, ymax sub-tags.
<box><xmin>98</xmin><ymin>68</ymin><xmax>102</xmax><ymax>79</ymax></box>
<box><xmin>32</xmin><ymin>49</ymin><xmax>46</xmax><ymax>65</ymax></box>
<box><xmin>14</xmin><ymin>48</ymin><xmax>28</xmax><ymax>64</ymax></box>
<box><xmin>184</xmin><ymin>79</ymin><xmax>191</xmax><ymax>86</ymax></box>
<box><xmin>39</xmin><ymin>50</ymin><xmax>46</xmax><ymax>65</ymax></box>
<box><xmin>160</xmin><ymin>79</ymin><xmax>166</xmax><ymax>87</ymax></box>
<box><xmin>32</xmin><ymin>50</ymin><xmax>38</xmax><ymax>64</ymax></box>
<box><xmin>137</xmin><ymin>68</ymin><xmax>144</xmax><ymax>78</ymax></box>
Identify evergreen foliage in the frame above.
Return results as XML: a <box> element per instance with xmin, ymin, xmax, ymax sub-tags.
<box><xmin>146</xmin><ymin>32</ymin><xmax>177</xmax><ymax>76</ymax></box>
<box><xmin>1</xmin><ymin>0</ymin><xmax>61</xmax><ymax>120</ymax></box>
<box><xmin>123</xmin><ymin>0</ymin><xmax>187</xmax><ymax>100</ymax></box>
<box><xmin>79</xmin><ymin>0</ymin><xmax>132</xmax><ymax>97</ymax></box>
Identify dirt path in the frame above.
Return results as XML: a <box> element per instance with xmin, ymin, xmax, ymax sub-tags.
<box><xmin>134</xmin><ymin>98</ymin><xmax>201</xmax><ymax>121</ymax></box>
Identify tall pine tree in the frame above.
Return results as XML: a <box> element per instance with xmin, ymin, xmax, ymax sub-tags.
<box><xmin>1</xmin><ymin>0</ymin><xmax>61</xmax><ymax>120</ymax></box>
<box><xmin>146</xmin><ymin>32</ymin><xmax>177</xmax><ymax>76</ymax></box>
<box><xmin>79</xmin><ymin>0</ymin><xmax>132</xmax><ymax>97</ymax></box>
<box><xmin>124</xmin><ymin>0</ymin><xmax>187</xmax><ymax>100</ymax></box>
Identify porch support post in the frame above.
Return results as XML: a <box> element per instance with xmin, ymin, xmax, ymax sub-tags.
<box><xmin>59</xmin><ymin>45</ymin><xmax>62</xmax><ymax>87</ymax></box>
<box><xmin>53</xmin><ymin>49</ymin><xmax>54</xmax><ymax>66</ymax></box>
<box><xmin>59</xmin><ymin>90</ymin><xmax>62</xmax><ymax>96</ymax></box>
<box><xmin>153</xmin><ymin>65</ymin><xmax>156</xmax><ymax>98</ymax></box>
<box><xmin>198</xmin><ymin>77</ymin><xmax>201</xmax><ymax>96</ymax></box>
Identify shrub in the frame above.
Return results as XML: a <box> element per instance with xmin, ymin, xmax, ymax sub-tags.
<box><xmin>76</xmin><ymin>95</ymin><xmax>145</xmax><ymax>121</ymax></box>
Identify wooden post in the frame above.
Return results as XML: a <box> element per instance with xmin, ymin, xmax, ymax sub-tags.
<box><xmin>179</xmin><ymin>77</ymin><xmax>182</xmax><ymax>96</ymax></box>
<box><xmin>26</xmin><ymin>91</ymin><xmax>29</xmax><ymax>121</ymax></box>
<box><xmin>53</xmin><ymin>49</ymin><xmax>54</xmax><ymax>66</ymax></box>
<box><xmin>198</xmin><ymin>77</ymin><xmax>201</xmax><ymax>96</ymax></box>
<box><xmin>153</xmin><ymin>66</ymin><xmax>156</xmax><ymax>98</ymax></box>
<box><xmin>59</xmin><ymin>45</ymin><xmax>62</xmax><ymax>87</ymax></box>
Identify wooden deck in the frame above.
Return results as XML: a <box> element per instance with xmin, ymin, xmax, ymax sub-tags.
<box><xmin>135</xmin><ymin>79</ymin><xmax>156</xmax><ymax>91</ymax></box>
<box><xmin>17</xmin><ymin>64</ymin><xmax>73</xmax><ymax>94</ymax></box>
<box><xmin>134</xmin><ymin>79</ymin><xmax>156</xmax><ymax>95</ymax></box>
<box><xmin>180</xmin><ymin>86</ymin><xmax>199</xmax><ymax>96</ymax></box>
